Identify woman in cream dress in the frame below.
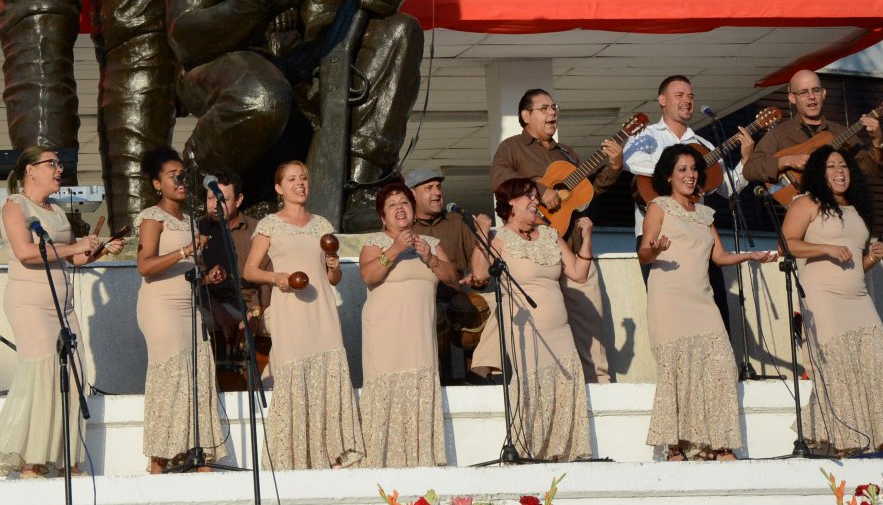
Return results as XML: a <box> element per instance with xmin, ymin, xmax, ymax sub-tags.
<box><xmin>358</xmin><ymin>181</ymin><xmax>459</xmax><ymax>468</ymax></box>
<box><xmin>638</xmin><ymin>144</ymin><xmax>774</xmax><ymax>461</ymax></box>
<box><xmin>470</xmin><ymin>178</ymin><xmax>594</xmax><ymax>462</ymax></box>
<box><xmin>135</xmin><ymin>147</ymin><xmax>227</xmax><ymax>473</ymax></box>
<box><xmin>244</xmin><ymin>161</ymin><xmax>364</xmax><ymax>469</ymax></box>
<box><xmin>0</xmin><ymin>146</ymin><xmax>123</xmax><ymax>478</ymax></box>
<box><xmin>783</xmin><ymin>145</ymin><xmax>883</xmax><ymax>455</ymax></box>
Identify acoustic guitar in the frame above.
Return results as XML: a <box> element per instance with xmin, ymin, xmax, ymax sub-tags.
<box><xmin>538</xmin><ymin>113</ymin><xmax>649</xmax><ymax>237</ymax></box>
<box><xmin>765</xmin><ymin>102</ymin><xmax>883</xmax><ymax>207</ymax></box>
<box><xmin>633</xmin><ymin>106</ymin><xmax>783</xmax><ymax>207</ymax></box>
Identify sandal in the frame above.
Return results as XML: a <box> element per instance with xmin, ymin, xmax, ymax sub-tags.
<box><xmin>20</xmin><ymin>465</ymin><xmax>48</xmax><ymax>479</ymax></box>
<box><xmin>666</xmin><ymin>446</ymin><xmax>686</xmax><ymax>462</ymax></box>
<box><xmin>691</xmin><ymin>449</ymin><xmax>716</xmax><ymax>461</ymax></box>
<box><xmin>714</xmin><ymin>449</ymin><xmax>737</xmax><ymax>461</ymax></box>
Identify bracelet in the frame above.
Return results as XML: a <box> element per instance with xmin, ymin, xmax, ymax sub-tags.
<box><xmin>576</xmin><ymin>251</ymin><xmax>592</xmax><ymax>261</ymax></box>
<box><xmin>378</xmin><ymin>252</ymin><xmax>391</xmax><ymax>268</ymax></box>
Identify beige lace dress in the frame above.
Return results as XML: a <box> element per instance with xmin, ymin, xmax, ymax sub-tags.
<box><xmin>254</xmin><ymin>213</ymin><xmax>364</xmax><ymax>469</ymax></box>
<box><xmin>135</xmin><ymin>206</ymin><xmax>227</xmax><ymax>465</ymax></box>
<box><xmin>0</xmin><ymin>194</ymin><xmax>84</xmax><ymax>475</ymax></box>
<box><xmin>795</xmin><ymin>204</ymin><xmax>883</xmax><ymax>452</ymax></box>
<box><xmin>470</xmin><ymin>225</ymin><xmax>592</xmax><ymax>461</ymax></box>
<box><xmin>359</xmin><ymin>232</ymin><xmax>447</xmax><ymax>468</ymax></box>
<box><xmin>645</xmin><ymin>196</ymin><xmax>741</xmax><ymax>455</ymax></box>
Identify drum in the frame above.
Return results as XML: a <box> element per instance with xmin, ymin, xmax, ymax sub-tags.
<box><xmin>447</xmin><ymin>291</ymin><xmax>491</xmax><ymax>350</ymax></box>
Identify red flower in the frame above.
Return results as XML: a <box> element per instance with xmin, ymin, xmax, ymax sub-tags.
<box><xmin>854</xmin><ymin>484</ymin><xmax>880</xmax><ymax>498</ymax></box>
<box><xmin>520</xmin><ymin>496</ymin><xmax>541</xmax><ymax>505</ymax></box>
<box><xmin>413</xmin><ymin>498</ymin><xmax>431</xmax><ymax>505</ymax></box>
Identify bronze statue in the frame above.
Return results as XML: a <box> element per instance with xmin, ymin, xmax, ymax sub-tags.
<box><xmin>91</xmin><ymin>0</ymin><xmax>178</xmax><ymax>227</ymax></box>
<box><xmin>169</xmin><ymin>0</ymin><xmax>423</xmax><ymax>231</ymax></box>
<box><xmin>0</xmin><ymin>0</ymin><xmax>80</xmax><ymax>185</ymax></box>
<box><xmin>2</xmin><ymin>0</ymin><xmax>422</xmax><ymax>232</ymax></box>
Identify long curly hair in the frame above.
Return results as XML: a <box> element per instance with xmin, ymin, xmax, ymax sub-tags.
<box><xmin>801</xmin><ymin>145</ymin><xmax>872</xmax><ymax>230</ymax></box>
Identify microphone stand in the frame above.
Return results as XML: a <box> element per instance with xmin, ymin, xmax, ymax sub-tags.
<box><xmin>708</xmin><ymin>117</ymin><xmax>782</xmax><ymax>381</ymax></box>
<box><xmin>456</xmin><ymin>212</ymin><xmax>543</xmax><ymax>466</ymax></box>
<box><xmin>38</xmin><ymin>235</ymin><xmax>89</xmax><ymax>505</ymax></box>
<box><xmin>758</xmin><ymin>192</ymin><xmax>818</xmax><ymax>458</ymax></box>
<box><xmin>0</xmin><ymin>335</ymin><xmax>15</xmax><ymax>351</ymax></box>
<box><xmin>165</xmin><ymin>166</ymin><xmax>244</xmax><ymax>475</ymax></box>
<box><xmin>207</xmin><ymin>186</ymin><xmax>267</xmax><ymax>504</ymax></box>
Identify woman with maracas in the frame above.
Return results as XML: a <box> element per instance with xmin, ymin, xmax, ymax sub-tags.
<box><xmin>244</xmin><ymin>161</ymin><xmax>364</xmax><ymax>469</ymax></box>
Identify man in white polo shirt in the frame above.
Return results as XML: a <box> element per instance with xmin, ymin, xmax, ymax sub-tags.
<box><xmin>624</xmin><ymin>75</ymin><xmax>753</xmax><ymax>328</ymax></box>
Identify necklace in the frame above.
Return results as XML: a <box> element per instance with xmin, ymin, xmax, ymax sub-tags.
<box><xmin>22</xmin><ymin>193</ymin><xmax>51</xmax><ymax>210</ymax></box>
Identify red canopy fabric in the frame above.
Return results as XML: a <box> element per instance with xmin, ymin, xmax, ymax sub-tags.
<box><xmin>400</xmin><ymin>0</ymin><xmax>883</xmax><ymax>86</ymax></box>
<box><xmin>401</xmin><ymin>1</ymin><xmax>883</xmax><ymax>34</ymax></box>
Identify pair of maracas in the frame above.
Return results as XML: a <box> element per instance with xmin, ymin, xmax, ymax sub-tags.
<box><xmin>288</xmin><ymin>233</ymin><xmax>339</xmax><ymax>290</ymax></box>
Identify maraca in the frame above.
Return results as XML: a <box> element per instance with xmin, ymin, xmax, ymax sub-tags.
<box><xmin>320</xmin><ymin>233</ymin><xmax>339</xmax><ymax>257</ymax></box>
<box><xmin>288</xmin><ymin>271</ymin><xmax>309</xmax><ymax>290</ymax></box>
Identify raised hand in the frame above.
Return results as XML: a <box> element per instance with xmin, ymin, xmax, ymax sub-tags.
<box><xmin>650</xmin><ymin>234</ymin><xmax>671</xmax><ymax>255</ymax></box>
<box><xmin>575</xmin><ymin>216</ymin><xmax>593</xmax><ymax>239</ymax></box>
<box><xmin>746</xmin><ymin>251</ymin><xmax>777</xmax><ymax>263</ymax></box>
<box><xmin>413</xmin><ymin>236</ymin><xmax>432</xmax><ymax>264</ymax></box>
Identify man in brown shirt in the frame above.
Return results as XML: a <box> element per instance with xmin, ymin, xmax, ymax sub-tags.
<box><xmin>407</xmin><ymin>167</ymin><xmax>492</xmax><ymax>384</ymax></box>
<box><xmin>744</xmin><ymin>69</ymin><xmax>882</xmax><ymax>184</ymax></box>
<box><xmin>490</xmin><ymin>88</ymin><xmax>624</xmax><ymax>383</ymax></box>
<box><xmin>198</xmin><ymin>174</ymin><xmax>272</xmax><ymax>385</ymax></box>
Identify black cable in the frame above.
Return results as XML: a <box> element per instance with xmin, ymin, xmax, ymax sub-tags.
<box><xmin>395</xmin><ymin>0</ymin><xmax>435</xmax><ymax>172</ymax></box>
<box><xmin>804</xmin><ymin>328</ymin><xmax>871</xmax><ymax>453</ymax></box>
<box><xmin>257</xmin><ymin>394</ymin><xmax>282</xmax><ymax>505</ymax></box>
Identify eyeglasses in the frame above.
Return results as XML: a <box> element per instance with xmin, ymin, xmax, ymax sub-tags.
<box><xmin>790</xmin><ymin>87</ymin><xmax>823</xmax><ymax>98</ymax></box>
<box><xmin>32</xmin><ymin>159</ymin><xmax>62</xmax><ymax>169</ymax></box>
<box><xmin>529</xmin><ymin>103</ymin><xmax>560</xmax><ymax>114</ymax></box>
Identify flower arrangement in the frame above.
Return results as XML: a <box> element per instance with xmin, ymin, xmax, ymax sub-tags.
<box><xmin>821</xmin><ymin>468</ymin><xmax>881</xmax><ymax>505</ymax></box>
<box><xmin>378</xmin><ymin>474</ymin><xmax>566</xmax><ymax>505</ymax></box>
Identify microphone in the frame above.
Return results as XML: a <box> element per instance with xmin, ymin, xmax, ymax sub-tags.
<box><xmin>26</xmin><ymin>217</ymin><xmax>53</xmax><ymax>244</ymax></box>
<box><xmin>446</xmin><ymin>202</ymin><xmax>467</xmax><ymax>215</ymax></box>
<box><xmin>754</xmin><ymin>185</ymin><xmax>770</xmax><ymax>199</ymax></box>
<box><xmin>701</xmin><ymin>105</ymin><xmax>717</xmax><ymax>119</ymax></box>
<box><xmin>202</xmin><ymin>174</ymin><xmax>225</xmax><ymax>202</ymax></box>
<box><xmin>446</xmin><ymin>202</ymin><xmax>477</xmax><ymax>232</ymax></box>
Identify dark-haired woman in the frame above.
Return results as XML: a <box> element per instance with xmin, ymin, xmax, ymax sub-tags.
<box><xmin>0</xmin><ymin>147</ymin><xmax>123</xmax><ymax>478</ymax></box>
<box><xmin>244</xmin><ymin>161</ymin><xmax>364</xmax><ymax>469</ymax></box>
<box><xmin>135</xmin><ymin>147</ymin><xmax>227</xmax><ymax>473</ymax></box>
<box><xmin>639</xmin><ymin>144</ymin><xmax>775</xmax><ymax>461</ymax></box>
<box><xmin>470</xmin><ymin>177</ymin><xmax>595</xmax><ymax>462</ymax></box>
<box><xmin>783</xmin><ymin>145</ymin><xmax>883</xmax><ymax>455</ymax></box>
<box><xmin>358</xmin><ymin>181</ymin><xmax>458</xmax><ymax>468</ymax></box>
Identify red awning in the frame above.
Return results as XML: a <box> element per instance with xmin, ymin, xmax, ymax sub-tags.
<box><xmin>400</xmin><ymin>0</ymin><xmax>883</xmax><ymax>86</ymax></box>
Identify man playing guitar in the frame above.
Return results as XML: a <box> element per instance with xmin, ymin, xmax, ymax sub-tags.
<box><xmin>623</xmin><ymin>75</ymin><xmax>754</xmax><ymax>331</ymax></box>
<box><xmin>743</xmin><ymin>69</ymin><xmax>882</xmax><ymax>186</ymax></box>
<box><xmin>490</xmin><ymin>88</ymin><xmax>623</xmax><ymax>383</ymax></box>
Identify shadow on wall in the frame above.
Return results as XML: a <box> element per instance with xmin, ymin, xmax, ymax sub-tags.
<box><xmin>596</xmin><ymin>266</ymin><xmax>637</xmax><ymax>382</ymax></box>
<box><xmin>82</xmin><ymin>266</ymin><xmax>148</xmax><ymax>395</ymax></box>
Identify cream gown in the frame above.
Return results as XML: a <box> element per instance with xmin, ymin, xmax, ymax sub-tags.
<box><xmin>795</xmin><ymin>203</ymin><xmax>883</xmax><ymax>452</ymax></box>
<box><xmin>645</xmin><ymin>196</ymin><xmax>741</xmax><ymax>454</ymax></box>
<box><xmin>135</xmin><ymin>206</ymin><xmax>226</xmax><ymax>464</ymax></box>
<box><xmin>0</xmin><ymin>194</ymin><xmax>84</xmax><ymax>475</ymax></box>
<box><xmin>255</xmin><ymin>213</ymin><xmax>364</xmax><ymax>469</ymax></box>
<box><xmin>359</xmin><ymin>232</ymin><xmax>446</xmax><ymax>468</ymax></box>
<box><xmin>471</xmin><ymin>225</ymin><xmax>592</xmax><ymax>461</ymax></box>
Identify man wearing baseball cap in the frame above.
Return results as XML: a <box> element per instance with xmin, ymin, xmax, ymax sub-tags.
<box><xmin>405</xmin><ymin>167</ymin><xmax>492</xmax><ymax>384</ymax></box>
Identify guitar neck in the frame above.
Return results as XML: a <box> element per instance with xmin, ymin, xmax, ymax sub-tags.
<box><xmin>703</xmin><ymin>119</ymin><xmax>765</xmax><ymax>166</ymax></box>
<box><xmin>834</xmin><ymin>106</ymin><xmax>883</xmax><ymax>148</ymax></box>
<box><xmin>563</xmin><ymin>129</ymin><xmax>630</xmax><ymax>189</ymax></box>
